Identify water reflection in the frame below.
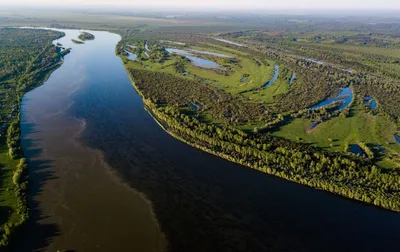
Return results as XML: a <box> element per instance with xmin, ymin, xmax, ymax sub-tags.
<box><xmin>310</xmin><ymin>87</ymin><xmax>353</xmax><ymax>111</ymax></box>
<box><xmin>166</xmin><ymin>48</ymin><xmax>224</xmax><ymax>69</ymax></box>
<box><xmin>18</xmin><ymin>28</ymin><xmax>165</xmax><ymax>252</ymax></box>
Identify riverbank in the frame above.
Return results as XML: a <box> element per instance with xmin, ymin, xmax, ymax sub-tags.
<box><xmin>15</xmin><ymin>28</ymin><xmax>166</xmax><ymax>252</ymax></box>
<box><xmin>0</xmin><ymin>29</ymin><xmax>67</xmax><ymax>249</ymax></box>
<box><xmin>125</xmin><ymin>67</ymin><xmax>400</xmax><ymax>212</ymax></box>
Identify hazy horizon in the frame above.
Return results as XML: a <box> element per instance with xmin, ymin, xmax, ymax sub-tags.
<box><xmin>1</xmin><ymin>0</ymin><xmax>399</xmax><ymax>10</ymax></box>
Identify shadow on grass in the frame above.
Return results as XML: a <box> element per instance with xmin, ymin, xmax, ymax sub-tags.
<box><xmin>0</xmin><ymin>205</ymin><xmax>13</xmax><ymax>228</ymax></box>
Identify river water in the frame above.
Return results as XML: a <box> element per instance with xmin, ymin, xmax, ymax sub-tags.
<box><xmin>17</xmin><ymin>29</ymin><xmax>165</xmax><ymax>252</ymax></box>
<box><xmin>16</xmin><ymin>28</ymin><xmax>400</xmax><ymax>252</ymax></box>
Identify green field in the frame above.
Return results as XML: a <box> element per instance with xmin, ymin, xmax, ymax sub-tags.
<box><xmin>274</xmin><ymin>102</ymin><xmax>400</xmax><ymax>168</ymax></box>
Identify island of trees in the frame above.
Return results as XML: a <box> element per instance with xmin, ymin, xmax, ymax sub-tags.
<box><xmin>78</xmin><ymin>32</ymin><xmax>95</xmax><ymax>41</ymax></box>
<box><xmin>71</xmin><ymin>39</ymin><xmax>84</xmax><ymax>44</ymax></box>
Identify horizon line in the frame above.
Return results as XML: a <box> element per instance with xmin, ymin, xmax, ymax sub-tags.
<box><xmin>1</xmin><ymin>4</ymin><xmax>400</xmax><ymax>11</ymax></box>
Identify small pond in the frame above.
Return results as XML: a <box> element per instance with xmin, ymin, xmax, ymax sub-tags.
<box><xmin>310</xmin><ymin>87</ymin><xmax>353</xmax><ymax>111</ymax></box>
<box><xmin>364</xmin><ymin>96</ymin><xmax>377</xmax><ymax>110</ymax></box>
<box><xmin>124</xmin><ymin>49</ymin><xmax>138</xmax><ymax>61</ymax></box>
<box><xmin>349</xmin><ymin>144</ymin><xmax>366</xmax><ymax>156</ymax></box>
<box><xmin>166</xmin><ymin>48</ymin><xmax>224</xmax><ymax>69</ymax></box>
<box><xmin>263</xmin><ymin>65</ymin><xmax>279</xmax><ymax>88</ymax></box>
<box><xmin>376</xmin><ymin>144</ymin><xmax>386</xmax><ymax>153</ymax></box>
<box><xmin>188</xmin><ymin>101</ymin><xmax>202</xmax><ymax>111</ymax></box>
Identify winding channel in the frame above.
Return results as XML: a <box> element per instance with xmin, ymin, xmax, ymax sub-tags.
<box><xmin>15</xmin><ymin>28</ymin><xmax>400</xmax><ymax>252</ymax></box>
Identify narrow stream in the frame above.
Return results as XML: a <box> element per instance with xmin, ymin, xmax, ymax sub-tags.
<box><xmin>263</xmin><ymin>65</ymin><xmax>279</xmax><ymax>88</ymax></box>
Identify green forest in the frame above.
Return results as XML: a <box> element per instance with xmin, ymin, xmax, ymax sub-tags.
<box><xmin>117</xmin><ymin>22</ymin><xmax>400</xmax><ymax>212</ymax></box>
<box><xmin>78</xmin><ymin>31</ymin><xmax>95</xmax><ymax>41</ymax></box>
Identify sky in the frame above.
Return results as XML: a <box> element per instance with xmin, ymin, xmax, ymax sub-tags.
<box><xmin>0</xmin><ymin>0</ymin><xmax>399</xmax><ymax>10</ymax></box>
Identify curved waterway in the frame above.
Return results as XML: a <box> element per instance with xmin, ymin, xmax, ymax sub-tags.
<box><xmin>15</xmin><ymin>28</ymin><xmax>400</xmax><ymax>252</ymax></box>
<box><xmin>17</xmin><ymin>29</ymin><xmax>165</xmax><ymax>252</ymax></box>
<box><xmin>310</xmin><ymin>87</ymin><xmax>353</xmax><ymax>111</ymax></box>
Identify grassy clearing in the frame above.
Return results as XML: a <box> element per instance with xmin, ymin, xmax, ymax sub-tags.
<box><xmin>242</xmin><ymin>78</ymin><xmax>290</xmax><ymax>104</ymax></box>
<box><xmin>274</xmin><ymin>102</ymin><xmax>400</xmax><ymax>168</ymax></box>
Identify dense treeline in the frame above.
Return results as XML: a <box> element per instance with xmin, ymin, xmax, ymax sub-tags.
<box><xmin>129</xmin><ymin>71</ymin><xmax>400</xmax><ymax>211</ymax></box>
<box><xmin>129</xmin><ymin>68</ymin><xmax>279</xmax><ymax>126</ymax></box>
<box><xmin>78</xmin><ymin>32</ymin><xmax>95</xmax><ymax>41</ymax></box>
<box><xmin>0</xmin><ymin>128</ymin><xmax>29</xmax><ymax>248</ymax></box>
<box><xmin>0</xmin><ymin>28</ymin><xmax>64</xmax><ymax>128</ymax></box>
<box><xmin>0</xmin><ymin>28</ymin><xmax>64</xmax><ymax>82</ymax></box>
<box><xmin>7</xmin><ymin>119</ymin><xmax>21</xmax><ymax>160</ymax></box>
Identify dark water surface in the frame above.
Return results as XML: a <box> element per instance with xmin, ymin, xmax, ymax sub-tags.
<box><xmin>349</xmin><ymin>144</ymin><xmax>366</xmax><ymax>157</ymax></box>
<box><xmin>17</xmin><ymin>29</ymin><xmax>165</xmax><ymax>252</ymax></box>
<box><xmin>17</xmin><ymin>28</ymin><xmax>400</xmax><ymax>252</ymax></box>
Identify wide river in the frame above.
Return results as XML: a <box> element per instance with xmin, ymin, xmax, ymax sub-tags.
<box><xmin>15</xmin><ymin>28</ymin><xmax>400</xmax><ymax>251</ymax></box>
